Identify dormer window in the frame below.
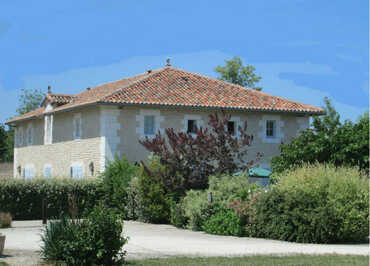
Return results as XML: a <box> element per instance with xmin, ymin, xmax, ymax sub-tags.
<box><xmin>73</xmin><ymin>113</ymin><xmax>82</xmax><ymax>140</ymax></box>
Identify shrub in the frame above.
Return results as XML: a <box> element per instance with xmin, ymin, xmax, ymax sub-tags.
<box><xmin>251</xmin><ymin>164</ymin><xmax>369</xmax><ymax>243</ymax></box>
<box><xmin>135</xmin><ymin>156</ymin><xmax>171</xmax><ymax>223</ymax></box>
<box><xmin>126</xmin><ymin>176</ymin><xmax>139</xmax><ymax>221</ymax></box>
<box><xmin>41</xmin><ymin>203</ymin><xmax>128</xmax><ymax>265</ymax></box>
<box><xmin>182</xmin><ymin>189</ymin><xmax>210</xmax><ymax>230</ymax></box>
<box><xmin>170</xmin><ymin>200</ymin><xmax>188</xmax><ymax>228</ymax></box>
<box><xmin>0</xmin><ymin>178</ymin><xmax>102</xmax><ymax>220</ymax></box>
<box><xmin>182</xmin><ymin>174</ymin><xmax>258</xmax><ymax>231</ymax></box>
<box><xmin>100</xmin><ymin>156</ymin><xmax>138</xmax><ymax>217</ymax></box>
<box><xmin>0</xmin><ymin>212</ymin><xmax>11</xmax><ymax>228</ymax></box>
<box><xmin>140</xmin><ymin>112</ymin><xmax>261</xmax><ymax>192</ymax></box>
<box><xmin>202</xmin><ymin>205</ymin><xmax>245</xmax><ymax>236</ymax></box>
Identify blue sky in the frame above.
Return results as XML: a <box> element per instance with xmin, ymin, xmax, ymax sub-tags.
<box><xmin>0</xmin><ymin>0</ymin><xmax>368</xmax><ymax>123</ymax></box>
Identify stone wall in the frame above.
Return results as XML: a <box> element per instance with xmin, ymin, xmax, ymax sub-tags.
<box><xmin>116</xmin><ymin>105</ymin><xmax>309</xmax><ymax>168</ymax></box>
<box><xmin>14</xmin><ymin>137</ymin><xmax>102</xmax><ymax>178</ymax></box>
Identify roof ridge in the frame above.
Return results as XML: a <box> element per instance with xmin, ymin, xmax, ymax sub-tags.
<box><xmin>97</xmin><ymin>67</ymin><xmax>168</xmax><ymax>102</ymax></box>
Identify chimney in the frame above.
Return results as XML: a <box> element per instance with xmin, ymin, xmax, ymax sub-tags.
<box><xmin>47</xmin><ymin>86</ymin><xmax>51</xmax><ymax>94</ymax></box>
<box><xmin>166</xmin><ymin>58</ymin><xmax>171</xmax><ymax>67</ymax></box>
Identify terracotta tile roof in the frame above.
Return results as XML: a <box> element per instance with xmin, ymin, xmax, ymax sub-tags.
<box><xmin>45</xmin><ymin>93</ymin><xmax>77</xmax><ymax>105</ymax></box>
<box><xmin>47</xmin><ymin>70</ymin><xmax>158</xmax><ymax>113</ymax></box>
<box><xmin>7</xmin><ymin>107</ymin><xmax>45</xmax><ymax>123</ymax></box>
<box><xmin>6</xmin><ymin>66</ymin><xmax>324</xmax><ymax>124</ymax></box>
<box><xmin>99</xmin><ymin>67</ymin><xmax>324</xmax><ymax>114</ymax></box>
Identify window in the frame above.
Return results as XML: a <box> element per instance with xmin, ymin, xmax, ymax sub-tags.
<box><xmin>70</xmin><ymin>165</ymin><xmax>83</xmax><ymax>179</ymax></box>
<box><xmin>44</xmin><ymin>115</ymin><xmax>53</xmax><ymax>144</ymax></box>
<box><xmin>26</xmin><ymin>126</ymin><xmax>33</xmax><ymax>145</ymax></box>
<box><xmin>137</xmin><ymin>109</ymin><xmax>163</xmax><ymax>138</ymax></box>
<box><xmin>187</xmin><ymin>120</ymin><xmax>197</xmax><ymax>134</ymax></box>
<box><xmin>227</xmin><ymin>121</ymin><xmax>235</xmax><ymax>135</ymax></box>
<box><xmin>258</xmin><ymin>115</ymin><xmax>283</xmax><ymax>143</ymax></box>
<box><xmin>23</xmin><ymin>167</ymin><xmax>35</xmax><ymax>180</ymax></box>
<box><xmin>266</xmin><ymin>120</ymin><xmax>276</xmax><ymax>137</ymax></box>
<box><xmin>73</xmin><ymin>114</ymin><xmax>82</xmax><ymax>140</ymax></box>
<box><xmin>44</xmin><ymin>166</ymin><xmax>52</xmax><ymax>178</ymax></box>
<box><xmin>17</xmin><ymin>128</ymin><xmax>24</xmax><ymax>146</ymax></box>
<box><xmin>144</xmin><ymin>115</ymin><xmax>155</xmax><ymax>135</ymax></box>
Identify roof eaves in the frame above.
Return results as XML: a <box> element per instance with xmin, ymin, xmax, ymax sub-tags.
<box><xmin>100</xmin><ymin>102</ymin><xmax>326</xmax><ymax>115</ymax></box>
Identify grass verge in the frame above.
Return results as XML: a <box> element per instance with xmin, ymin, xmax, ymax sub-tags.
<box><xmin>125</xmin><ymin>255</ymin><xmax>369</xmax><ymax>266</ymax></box>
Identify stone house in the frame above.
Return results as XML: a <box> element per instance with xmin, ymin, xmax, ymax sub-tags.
<box><xmin>6</xmin><ymin>63</ymin><xmax>324</xmax><ymax>179</ymax></box>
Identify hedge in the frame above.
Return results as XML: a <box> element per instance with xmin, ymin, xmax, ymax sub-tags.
<box><xmin>251</xmin><ymin>164</ymin><xmax>369</xmax><ymax>243</ymax></box>
<box><xmin>0</xmin><ymin>178</ymin><xmax>103</xmax><ymax>220</ymax></box>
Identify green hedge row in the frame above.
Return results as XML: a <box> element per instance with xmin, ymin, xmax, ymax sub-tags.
<box><xmin>0</xmin><ymin>178</ymin><xmax>103</xmax><ymax>220</ymax></box>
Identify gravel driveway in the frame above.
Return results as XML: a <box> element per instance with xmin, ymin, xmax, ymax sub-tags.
<box><xmin>0</xmin><ymin>220</ymin><xmax>368</xmax><ymax>265</ymax></box>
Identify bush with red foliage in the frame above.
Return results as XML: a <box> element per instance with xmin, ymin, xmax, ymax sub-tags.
<box><xmin>139</xmin><ymin>112</ymin><xmax>262</xmax><ymax>193</ymax></box>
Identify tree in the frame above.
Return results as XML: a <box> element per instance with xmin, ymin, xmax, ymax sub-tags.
<box><xmin>215</xmin><ymin>56</ymin><xmax>262</xmax><ymax>91</ymax></box>
<box><xmin>271</xmin><ymin>97</ymin><xmax>369</xmax><ymax>174</ymax></box>
<box><xmin>2</xmin><ymin>88</ymin><xmax>46</xmax><ymax>162</ymax></box>
<box><xmin>0</xmin><ymin>124</ymin><xmax>8</xmax><ymax>162</ymax></box>
<box><xmin>139</xmin><ymin>112</ymin><xmax>262</xmax><ymax>193</ymax></box>
<box><xmin>16</xmin><ymin>88</ymin><xmax>45</xmax><ymax>115</ymax></box>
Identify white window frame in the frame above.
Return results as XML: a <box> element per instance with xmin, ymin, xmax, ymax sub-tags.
<box><xmin>266</xmin><ymin>120</ymin><xmax>276</xmax><ymax>138</ymax></box>
<box><xmin>258</xmin><ymin>115</ymin><xmax>284</xmax><ymax>143</ymax></box>
<box><xmin>70</xmin><ymin>162</ymin><xmax>84</xmax><ymax>179</ymax></box>
<box><xmin>144</xmin><ymin>115</ymin><xmax>155</xmax><ymax>135</ymax></box>
<box><xmin>136</xmin><ymin>109</ymin><xmax>164</xmax><ymax>138</ymax></box>
<box><xmin>182</xmin><ymin>114</ymin><xmax>204</xmax><ymax>136</ymax></box>
<box><xmin>73</xmin><ymin>113</ymin><xmax>82</xmax><ymax>140</ymax></box>
<box><xmin>24</xmin><ymin>164</ymin><xmax>35</xmax><ymax>180</ymax></box>
<box><xmin>26</xmin><ymin>124</ymin><xmax>33</xmax><ymax>146</ymax></box>
<box><xmin>44</xmin><ymin>164</ymin><xmax>52</xmax><ymax>178</ymax></box>
<box><xmin>44</xmin><ymin>115</ymin><xmax>53</xmax><ymax>145</ymax></box>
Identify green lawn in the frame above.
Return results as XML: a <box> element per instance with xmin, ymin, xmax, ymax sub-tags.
<box><xmin>126</xmin><ymin>255</ymin><xmax>369</xmax><ymax>266</ymax></box>
<box><xmin>0</xmin><ymin>262</ymin><xmax>8</xmax><ymax>266</ymax></box>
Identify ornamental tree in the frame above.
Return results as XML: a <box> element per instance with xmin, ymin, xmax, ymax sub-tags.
<box><xmin>139</xmin><ymin>112</ymin><xmax>262</xmax><ymax>192</ymax></box>
<box><xmin>271</xmin><ymin>97</ymin><xmax>369</xmax><ymax>174</ymax></box>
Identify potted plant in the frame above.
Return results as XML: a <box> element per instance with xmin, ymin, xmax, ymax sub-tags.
<box><xmin>0</xmin><ymin>233</ymin><xmax>5</xmax><ymax>255</ymax></box>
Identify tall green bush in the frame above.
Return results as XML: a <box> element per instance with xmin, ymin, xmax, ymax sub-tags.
<box><xmin>41</xmin><ymin>203</ymin><xmax>128</xmax><ymax>265</ymax></box>
<box><xmin>100</xmin><ymin>156</ymin><xmax>138</xmax><ymax>217</ymax></box>
<box><xmin>135</xmin><ymin>156</ymin><xmax>171</xmax><ymax>224</ymax></box>
<box><xmin>252</xmin><ymin>164</ymin><xmax>369</xmax><ymax>243</ymax></box>
<box><xmin>0</xmin><ymin>178</ymin><xmax>102</xmax><ymax>220</ymax></box>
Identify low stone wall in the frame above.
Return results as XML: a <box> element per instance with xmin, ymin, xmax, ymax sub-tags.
<box><xmin>0</xmin><ymin>163</ymin><xmax>13</xmax><ymax>179</ymax></box>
